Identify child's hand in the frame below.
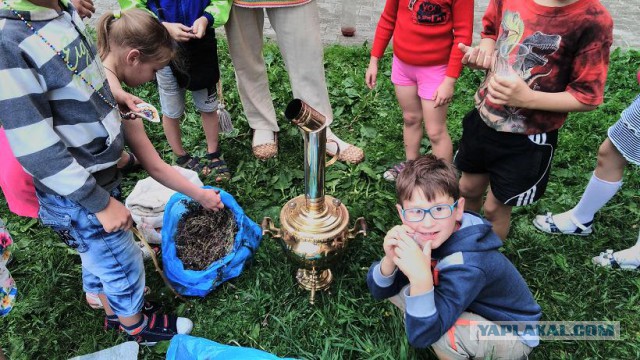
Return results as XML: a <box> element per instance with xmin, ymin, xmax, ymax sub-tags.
<box><xmin>459</xmin><ymin>43</ymin><xmax>494</xmax><ymax>71</ymax></box>
<box><xmin>71</xmin><ymin>0</ymin><xmax>95</xmax><ymax>18</ymax></box>
<box><xmin>115</xmin><ymin>91</ymin><xmax>144</xmax><ymax>118</ymax></box>
<box><xmin>433</xmin><ymin>76</ymin><xmax>455</xmax><ymax>108</ymax></box>
<box><xmin>194</xmin><ymin>188</ymin><xmax>224</xmax><ymax>211</ymax></box>
<box><xmin>95</xmin><ymin>197</ymin><xmax>133</xmax><ymax>233</ymax></box>
<box><xmin>365</xmin><ymin>57</ymin><xmax>379</xmax><ymax>89</ymax></box>
<box><xmin>191</xmin><ymin>16</ymin><xmax>209</xmax><ymax>39</ymax></box>
<box><xmin>487</xmin><ymin>74</ymin><xmax>532</xmax><ymax>108</ymax></box>
<box><xmin>383</xmin><ymin>225</ymin><xmax>404</xmax><ymax>259</ymax></box>
<box><xmin>393</xmin><ymin>236</ymin><xmax>431</xmax><ymax>281</ymax></box>
<box><xmin>393</xmin><ymin>237</ymin><xmax>433</xmax><ymax>294</ymax></box>
<box><xmin>163</xmin><ymin>22</ymin><xmax>196</xmax><ymax>42</ymax></box>
<box><xmin>381</xmin><ymin>225</ymin><xmax>415</xmax><ymax>275</ymax></box>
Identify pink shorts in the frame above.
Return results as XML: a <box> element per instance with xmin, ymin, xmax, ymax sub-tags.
<box><xmin>0</xmin><ymin>128</ymin><xmax>39</xmax><ymax>218</ymax></box>
<box><xmin>391</xmin><ymin>55</ymin><xmax>448</xmax><ymax>100</ymax></box>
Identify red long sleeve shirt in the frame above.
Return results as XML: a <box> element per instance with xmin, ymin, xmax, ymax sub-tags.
<box><xmin>371</xmin><ymin>0</ymin><xmax>474</xmax><ymax>78</ymax></box>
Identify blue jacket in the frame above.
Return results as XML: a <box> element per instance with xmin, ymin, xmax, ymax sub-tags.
<box><xmin>121</xmin><ymin>0</ymin><xmax>231</xmax><ymax>28</ymax></box>
<box><xmin>367</xmin><ymin>212</ymin><xmax>542</xmax><ymax>348</ymax></box>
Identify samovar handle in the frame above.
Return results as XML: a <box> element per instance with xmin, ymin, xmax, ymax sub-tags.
<box><xmin>261</xmin><ymin>217</ymin><xmax>282</xmax><ymax>238</ymax></box>
<box><xmin>325</xmin><ymin>139</ymin><xmax>340</xmax><ymax>167</ymax></box>
<box><xmin>347</xmin><ymin>217</ymin><xmax>367</xmax><ymax>239</ymax></box>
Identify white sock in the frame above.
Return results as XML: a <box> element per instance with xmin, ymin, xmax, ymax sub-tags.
<box><xmin>325</xmin><ymin>127</ymin><xmax>351</xmax><ymax>154</ymax></box>
<box><xmin>613</xmin><ymin>243</ymin><xmax>640</xmax><ymax>268</ymax></box>
<box><xmin>571</xmin><ymin>172</ymin><xmax>622</xmax><ymax>224</ymax></box>
<box><xmin>253</xmin><ymin>129</ymin><xmax>276</xmax><ymax>147</ymax></box>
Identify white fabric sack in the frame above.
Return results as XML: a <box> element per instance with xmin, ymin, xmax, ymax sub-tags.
<box><xmin>125</xmin><ymin>166</ymin><xmax>203</xmax><ymax>229</ymax></box>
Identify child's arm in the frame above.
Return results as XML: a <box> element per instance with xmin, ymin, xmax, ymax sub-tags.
<box><xmin>432</xmin><ymin>76</ymin><xmax>456</xmax><ymax>108</ymax></box>
<box><xmin>459</xmin><ymin>38</ymin><xmax>496</xmax><ymax>71</ymax></box>
<box><xmin>393</xmin><ymin>237</ymin><xmax>433</xmax><ymax>296</ymax></box>
<box><xmin>0</xmin><ymin>42</ymin><xmax>117</xmax><ymax>219</ymax></box>
<box><xmin>117</xmin><ymin>0</ymin><xmax>197</xmax><ymax>41</ymax></box>
<box><xmin>95</xmin><ymin>197</ymin><xmax>134</xmax><ymax>232</ymax></box>
<box><xmin>487</xmin><ymin>24</ymin><xmax>613</xmax><ymax>113</ymax></box>
<box><xmin>202</xmin><ymin>0</ymin><xmax>232</xmax><ymax>28</ymax></box>
<box><xmin>486</xmin><ymin>79</ymin><xmax>597</xmax><ymax>112</ymax></box>
<box><xmin>191</xmin><ymin>0</ymin><xmax>232</xmax><ymax>39</ymax></box>
<box><xmin>370</xmin><ymin>0</ymin><xmax>399</xmax><ymax>64</ymax></box>
<box><xmin>458</xmin><ymin>0</ymin><xmax>499</xmax><ymax>71</ymax></box>
<box><xmin>163</xmin><ymin>22</ymin><xmax>197</xmax><ymax>42</ymax></box>
<box><xmin>365</xmin><ymin>56</ymin><xmax>379</xmax><ymax>89</ymax></box>
<box><xmin>103</xmin><ymin>66</ymin><xmax>143</xmax><ymax>114</ymax></box>
<box><xmin>71</xmin><ymin>0</ymin><xmax>95</xmax><ymax>18</ymax></box>
<box><xmin>122</xmin><ymin>119</ymin><xmax>224</xmax><ymax>211</ymax></box>
<box><xmin>445</xmin><ymin>0</ymin><xmax>473</xmax><ymax>79</ymax></box>
<box><xmin>433</xmin><ymin>0</ymin><xmax>474</xmax><ymax>108</ymax></box>
<box><xmin>403</xmin><ymin>265</ymin><xmax>487</xmax><ymax>348</ymax></box>
<box><xmin>366</xmin><ymin>225</ymin><xmax>413</xmax><ymax>299</ymax></box>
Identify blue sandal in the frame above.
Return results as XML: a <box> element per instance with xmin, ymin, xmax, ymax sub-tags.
<box><xmin>176</xmin><ymin>153</ymin><xmax>210</xmax><ymax>176</ymax></box>
<box><xmin>203</xmin><ymin>150</ymin><xmax>230</xmax><ymax>182</ymax></box>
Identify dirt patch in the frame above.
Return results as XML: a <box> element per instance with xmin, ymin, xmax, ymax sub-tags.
<box><xmin>175</xmin><ymin>202</ymin><xmax>236</xmax><ymax>271</ymax></box>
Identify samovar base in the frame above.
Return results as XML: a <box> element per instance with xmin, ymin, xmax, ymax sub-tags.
<box><xmin>296</xmin><ymin>268</ymin><xmax>332</xmax><ymax>304</ymax></box>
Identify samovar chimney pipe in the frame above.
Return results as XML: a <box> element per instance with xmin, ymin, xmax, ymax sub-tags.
<box><xmin>285</xmin><ymin>99</ymin><xmax>327</xmax><ymax>211</ymax></box>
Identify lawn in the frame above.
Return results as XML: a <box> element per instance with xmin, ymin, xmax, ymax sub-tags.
<box><xmin>1</xmin><ymin>42</ymin><xmax>639</xmax><ymax>359</ymax></box>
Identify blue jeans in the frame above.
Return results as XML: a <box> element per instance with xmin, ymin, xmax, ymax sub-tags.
<box><xmin>36</xmin><ymin>188</ymin><xmax>144</xmax><ymax>317</ymax></box>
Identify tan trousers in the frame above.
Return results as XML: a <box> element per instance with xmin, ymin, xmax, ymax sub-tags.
<box><xmin>224</xmin><ymin>1</ymin><xmax>334</xmax><ymax>132</ymax></box>
<box><xmin>390</xmin><ymin>289</ymin><xmax>533</xmax><ymax>360</ymax></box>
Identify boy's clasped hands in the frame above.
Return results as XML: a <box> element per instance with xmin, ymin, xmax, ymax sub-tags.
<box><xmin>458</xmin><ymin>43</ymin><xmax>534</xmax><ymax>108</ymax></box>
<box><xmin>381</xmin><ymin>224</ymin><xmax>434</xmax><ymax>296</ymax></box>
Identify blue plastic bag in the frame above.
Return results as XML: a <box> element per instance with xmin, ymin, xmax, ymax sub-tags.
<box><xmin>166</xmin><ymin>335</ymin><xmax>294</xmax><ymax>360</ymax></box>
<box><xmin>162</xmin><ymin>187</ymin><xmax>262</xmax><ymax>297</ymax></box>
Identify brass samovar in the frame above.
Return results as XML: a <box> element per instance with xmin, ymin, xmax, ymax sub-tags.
<box><xmin>262</xmin><ymin>99</ymin><xmax>367</xmax><ymax>304</ymax></box>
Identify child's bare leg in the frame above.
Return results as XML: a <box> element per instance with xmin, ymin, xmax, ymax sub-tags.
<box><xmin>484</xmin><ymin>189</ymin><xmax>512</xmax><ymax>240</ymax></box>
<box><xmin>594</xmin><ymin>138</ymin><xmax>627</xmax><ymax>182</ymax></box>
<box><xmin>162</xmin><ymin>114</ymin><xmax>186</xmax><ymax>156</ymax></box>
<box><xmin>395</xmin><ymin>85</ymin><xmax>423</xmax><ymax>160</ymax></box>
<box><xmin>200</xmin><ymin>111</ymin><xmax>220</xmax><ymax>154</ymax></box>
<box><xmin>459</xmin><ymin>172</ymin><xmax>489</xmax><ymax>213</ymax></box>
<box><xmin>99</xmin><ymin>293</ymin><xmax>143</xmax><ymax>327</ymax></box>
<box><xmin>535</xmin><ymin>138</ymin><xmax>627</xmax><ymax>234</ymax></box>
<box><xmin>421</xmin><ymin>100</ymin><xmax>452</xmax><ymax>162</ymax></box>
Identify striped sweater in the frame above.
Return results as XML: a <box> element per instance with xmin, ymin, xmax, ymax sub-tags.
<box><xmin>0</xmin><ymin>0</ymin><xmax>124</xmax><ymax>213</ymax></box>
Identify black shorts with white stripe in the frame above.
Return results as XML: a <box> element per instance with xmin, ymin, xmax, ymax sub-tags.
<box><xmin>454</xmin><ymin>109</ymin><xmax>558</xmax><ymax>206</ymax></box>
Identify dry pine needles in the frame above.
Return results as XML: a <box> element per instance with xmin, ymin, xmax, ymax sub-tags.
<box><xmin>175</xmin><ymin>201</ymin><xmax>236</xmax><ymax>271</ymax></box>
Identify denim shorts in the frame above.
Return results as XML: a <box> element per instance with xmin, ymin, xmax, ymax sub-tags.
<box><xmin>36</xmin><ymin>188</ymin><xmax>144</xmax><ymax>317</ymax></box>
<box><xmin>155</xmin><ymin>65</ymin><xmax>219</xmax><ymax>118</ymax></box>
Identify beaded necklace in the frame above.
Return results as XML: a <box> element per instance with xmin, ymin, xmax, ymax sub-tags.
<box><xmin>2</xmin><ymin>0</ymin><xmax>120</xmax><ymax>113</ymax></box>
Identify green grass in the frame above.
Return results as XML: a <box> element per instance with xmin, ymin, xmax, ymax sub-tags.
<box><xmin>1</xmin><ymin>42</ymin><xmax>639</xmax><ymax>359</ymax></box>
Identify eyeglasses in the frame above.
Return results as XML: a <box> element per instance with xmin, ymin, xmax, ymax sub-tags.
<box><xmin>401</xmin><ymin>200</ymin><xmax>458</xmax><ymax>222</ymax></box>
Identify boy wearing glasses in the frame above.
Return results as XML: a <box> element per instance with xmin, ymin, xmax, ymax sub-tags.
<box><xmin>367</xmin><ymin>155</ymin><xmax>541</xmax><ymax>359</ymax></box>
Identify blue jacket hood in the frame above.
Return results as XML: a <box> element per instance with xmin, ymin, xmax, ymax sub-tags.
<box><xmin>432</xmin><ymin>212</ymin><xmax>503</xmax><ymax>258</ymax></box>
